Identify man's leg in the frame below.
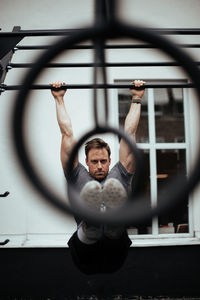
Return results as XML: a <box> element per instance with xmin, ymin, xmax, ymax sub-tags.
<box><xmin>68</xmin><ymin>181</ymin><xmax>104</xmax><ymax>274</ymax></box>
<box><xmin>78</xmin><ymin>180</ymin><xmax>103</xmax><ymax>243</ymax></box>
<box><xmin>68</xmin><ymin>231</ymin><xmax>102</xmax><ymax>274</ymax></box>
<box><xmin>78</xmin><ymin>178</ymin><xmax>130</xmax><ymax>241</ymax></box>
<box><xmin>102</xmin><ymin>178</ymin><xmax>129</xmax><ymax>239</ymax></box>
<box><xmin>68</xmin><ymin>179</ymin><xmax>131</xmax><ymax>274</ymax></box>
<box><xmin>100</xmin><ymin>178</ymin><xmax>131</xmax><ymax>272</ymax></box>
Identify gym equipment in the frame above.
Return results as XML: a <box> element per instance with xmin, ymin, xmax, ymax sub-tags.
<box><xmin>11</xmin><ymin>12</ymin><xmax>200</xmax><ymax>226</ymax></box>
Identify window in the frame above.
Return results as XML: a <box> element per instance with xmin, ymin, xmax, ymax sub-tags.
<box><xmin>117</xmin><ymin>80</ymin><xmax>191</xmax><ymax>236</ymax></box>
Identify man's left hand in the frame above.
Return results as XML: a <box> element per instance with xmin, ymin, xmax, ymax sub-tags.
<box><xmin>130</xmin><ymin>80</ymin><xmax>146</xmax><ymax>99</ymax></box>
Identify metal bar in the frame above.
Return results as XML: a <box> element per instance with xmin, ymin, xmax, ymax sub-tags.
<box><xmin>93</xmin><ymin>36</ymin><xmax>109</xmax><ymax>126</ymax></box>
<box><xmin>95</xmin><ymin>0</ymin><xmax>108</xmax><ymax>25</ymax></box>
<box><xmin>1</xmin><ymin>28</ymin><xmax>200</xmax><ymax>37</ymax></box>
<box><xmin>0</xmin><ymin>29</ymin><xmax>83</xmax><ymax>37</ymax></box>
<box><xmin>8</xmin><ymin>62</ymin><xmax>200</xmax><ymax>68</ymax></box>
<box><xmin>0</xmin><ymin>239</ymin><xmax>10</xmax><ymax>246</ymax></box>
<box><xmin>105</xmin><ymin>0</ymin><xmax>117</xmax><ymax>23</ymax></box>
<box><xmin>0</xmin><ymin>26</ymin><xmax>23</xmax><ymax>60</ymax></box>
<box><xmin>0</xmin><ymin>191</ymin><xmax>9</xmax><ymax>197</ymax></box>
<box><xmin>15</xmin><ymin>43</ymin><xmax>200</xmax><ymax>50</ymax></box>
<box><xmin>152</xmin><ymin>28</ymin><xmax>200</xmax><ymax>35</ymax></box>
<box><xmin>1</xmin><ymin>83</ymin><xmax>195</xmax><ymax>91</ymax></box>
<box><xmin>0</xmin><ymin>27</ymin><xmax>22</xmax><ymax>94</ymax></box>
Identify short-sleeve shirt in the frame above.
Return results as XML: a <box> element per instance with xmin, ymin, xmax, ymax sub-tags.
<box><xmin>67</xmin><ymin>161</ymin><xmax>133</xmax><ymax>225</ymax></box>
<box><xmin>69</xmin><ymin>161</ymin><xmax>133</xmax><ymax>195</ymax></box>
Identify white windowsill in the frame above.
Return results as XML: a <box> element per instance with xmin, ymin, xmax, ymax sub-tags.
<box><xmin>0</xmin><ymin>233</ymin><xmax>200</xmax><ymax>248</ymax></box>
<box><xmin>129</xmin><ymin>235</ymin><xmax>200</xmax><ymax>247</ymax></box>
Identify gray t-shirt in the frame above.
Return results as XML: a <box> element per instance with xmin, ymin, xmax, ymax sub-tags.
<box><xmin>69</xmin><ymin>161</ymin><xmax>133</xmax><ymax>195</ymax></box>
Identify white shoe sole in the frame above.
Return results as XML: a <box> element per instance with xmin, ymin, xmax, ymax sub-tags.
<box><xmin>102</xmin><ymin>178</ymin><xmax>127</xmax><ymax>239</ymax></box>
<box><xmin>80</xmin><ymin>180</ymin><xmax>102</xmax><ymax>211</ymax></box>
<box><xmin>102</xmin><ymin>178</ymin><xmax>127</xmax><ymax>210</ymax></box>
<box><xmin>80</xmin><ymin>178</ymin><xmax>127</xmax><ymax>239</ymax></box>
<box><xmin>80</xmin><ymin>181</ymin><xmax>103</xmax><ymax>240</ymax></box>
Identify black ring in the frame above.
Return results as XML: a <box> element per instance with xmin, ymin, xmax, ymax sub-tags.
<box><xmin>13</xmin><ymin>21</ymin><xmax>200</xmax><ymax>225</ymax></box>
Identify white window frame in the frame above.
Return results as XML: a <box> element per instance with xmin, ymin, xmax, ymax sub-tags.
<box><xmin>115</xmin><ymin>82</ymin><xmax>200</xmax><ymax>247</ymax></box>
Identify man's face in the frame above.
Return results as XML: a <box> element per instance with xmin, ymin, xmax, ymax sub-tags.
<box><xmin>86</xmin><ymin>148</ymin><xmax>111</xmax><ymax>181</ymax></box>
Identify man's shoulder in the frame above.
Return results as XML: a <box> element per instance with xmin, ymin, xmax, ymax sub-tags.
<box><xmin>110</xmin><ymin>161</ymin><xmax>133</xmax><ymax>177</ymax></box>
<box><xmin>71</xmin><ymin>162</ymin><xmax>88</xmax><ymax>177</ymax></box>
<box><xmin>69</xmin><ymin>162</ymin><xmax>92</xmax><ymax>189</ymax></box>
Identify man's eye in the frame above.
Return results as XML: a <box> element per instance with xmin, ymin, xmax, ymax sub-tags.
<box><xmin>92</xmin><ymin>160</ymin><xmax>98</xmax><ymax>164</ymax></box>
<box><xmin>101</xmin><ymin>160</ymin><xmax>107</xmax><ymax>164</ymax></box>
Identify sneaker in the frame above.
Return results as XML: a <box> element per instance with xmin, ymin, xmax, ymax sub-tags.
<box><xmin>102</xmin><ymin>178</ymin><xmax>127</xmax><ymax>209</ymax></box>
<box><xmin>102</xmin><ymin>178</ymin><xmax>127</xmax><ymax>239</ymax></box>
<box><xmin>79</xmin><ymin>179</ymin><xmax>127</xmax><ymax>240</ymax></box>
<box><xmin>80</xmin><ymin>180</ymin><xmax>102</xmax><ymax>210</ymax></box>
<box><xmin>80</xmin><ymin>181</ymin><xmax>103</xmax><ymax>240</ymax></box>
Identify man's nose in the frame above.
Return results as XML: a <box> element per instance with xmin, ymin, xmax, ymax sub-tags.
<box><xmin>97</xmin><ymin>161</ymin><xmax>102</xmax><ymax>169</ymax></box>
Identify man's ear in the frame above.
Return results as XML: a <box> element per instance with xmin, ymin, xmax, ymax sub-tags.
<box><xmin>109</xmin><ymin>158</ymin><xmax>111</xmax><ymax>165</ymax></box>
<box><xmin>85</xmin><ymin>158</ymin><xmax>89</xmax><ymax>166</ymax></box>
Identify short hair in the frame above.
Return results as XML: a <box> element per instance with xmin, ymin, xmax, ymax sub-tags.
<box><xmin>85</xmin><ymin>138</ymin><xmax>111</xmax><ymax>159</ymax></box>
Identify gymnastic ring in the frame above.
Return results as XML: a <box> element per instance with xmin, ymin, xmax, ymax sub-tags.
<box><xmin>12</xmin><ymin>20</ymin><xmax>200</xmax><ymax>225</ymax></box>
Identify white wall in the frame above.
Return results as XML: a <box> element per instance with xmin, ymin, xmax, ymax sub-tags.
<box><xmin>1</xmin><ymin>0</ymin><xmax>200</xmax><ymax>247</ymax></box>
<box><xmin>0</xmin><ymin>0</ymin><xmax>95</xmax><ymax>246</ymax></box>
<box><xmin>118</xmin><ymin>0</ymin><xmax>200</xmax><ymax>28</ymax></box>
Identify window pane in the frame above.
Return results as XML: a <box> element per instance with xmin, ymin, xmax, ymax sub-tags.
<box><xmin>118</xmin><ymin>90</ymin><xmax>149</xmax><ymax>143</ymax></box>
<box><xmin>128</xmin><ymin>150</ymin><xmax>151</xmax><ymax>235</ymax></box>
<box><xmin>155</xmin><ymin>88</ymin><xmax>185</xmax><ymax>143</ymax></box>
<box><xmin>157</xmin><ymin>149</ymin><xmax>189</xmax><ymax>234</ymax></box>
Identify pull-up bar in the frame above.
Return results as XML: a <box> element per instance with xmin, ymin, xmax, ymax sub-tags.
<box><xmin>15</xmin><ymin>43</ymin><xmax>200</xmax><ymax>50</ymax></box>
<box><xmin>7</xmin><ymin>61</ymin><xmax>200</xmax><ymax>69</ymax></box>
<box><xmin>0</xmin><ymin>83</ymin><xmax>194</xmax><ymax>92</ymax></box>
<box><xmin>1</xmin><ymin>28</ymin><xmax>200</xmax><ymax>37</ymax></box>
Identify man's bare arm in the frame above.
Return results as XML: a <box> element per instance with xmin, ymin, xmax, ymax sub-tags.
<box><xmin>119</xmin><ymin>80</ymin><xmax>145</xmax><ymax>174</ymax></box>
<box><xmin>51</xmin><ymin>81</ymin><xmax>78</xmax><ymax>171</ymax></box>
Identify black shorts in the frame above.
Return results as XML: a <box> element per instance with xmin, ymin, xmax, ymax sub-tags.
<box><xmin>68</xmin><ymin>230</ymin><xmax>132</xmax><ymax>274</ymax></box>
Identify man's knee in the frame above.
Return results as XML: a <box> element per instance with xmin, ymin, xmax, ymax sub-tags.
<box><xmin>104</xmin><ymin>178</ymin><xmax>125</xmax><ymax>190</ymax></box>
<box><xmin>81</xmin><ymin>180</ymin><xmax>101</xmax><ymax>193</ymax></box>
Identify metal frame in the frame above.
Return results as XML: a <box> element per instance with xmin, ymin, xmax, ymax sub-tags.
<box><xmin>11</xmin><ymin>17</ymin><xmax>200</xmax><ymax>226</ymax></box>
<box><xmin>1</xmin><ymin>22</ymin><xmax>200</xmax><ymax>92</ymax></box>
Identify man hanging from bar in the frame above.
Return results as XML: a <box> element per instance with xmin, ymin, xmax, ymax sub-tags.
<box><xmin>50</xmin><ymin>80</ymin><xmax>145</xmax><ymax>274</ymax></box>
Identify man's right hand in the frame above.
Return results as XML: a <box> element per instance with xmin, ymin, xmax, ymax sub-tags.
<box><xmin>50</xmin><ymin>81</ymin><xmax>67</xmax><ymax>99</ymax></box>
